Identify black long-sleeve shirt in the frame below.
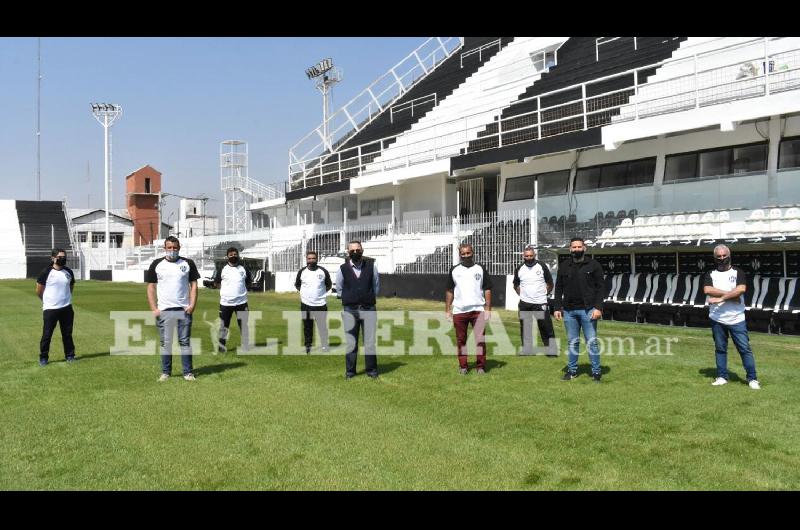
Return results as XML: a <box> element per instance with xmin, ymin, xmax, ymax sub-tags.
<box><xmin>552</xmin><ymin>257</ymin><xmax>605</xmax><ymax>311</ymax></box>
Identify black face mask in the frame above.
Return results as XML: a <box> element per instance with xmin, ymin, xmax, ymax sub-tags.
<box><xmin>228</xmin><ymin>256</ymin><xmax>239</xmax><ymax>265</ymax></box>
<box><xmin>55</xmin><ymin>257</ymin><xmax>67</xmax><ymax>267</ymax></box>
<box><xmin>307</xmin><ymin>261</ymin><xmax>318</xmax><ymax>269</ymax></box>
<box><xmin>524</xmin><ymin>258</ymin><xmax>535</xmax><ymax>266</ymax></box>
<box><xmin>571</xmin><ymin>250</ymin><xmax>585</xmax><ymax>261</ymax></box>
<box><xmin>715</xmin><ymin>256</ymin><xmax>731</xmax><ymax>269</ymax></box>
<box><xmin>461</xmin><ymin>257</ymin><xmax>474</xmax><ymax>267</ymax></box>
<box><xmin>349</xmin><ymin>250</ymin><xmax>363</xmax><ymax>262</ymax></box>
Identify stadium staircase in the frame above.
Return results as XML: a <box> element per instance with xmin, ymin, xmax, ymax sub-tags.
<box><xmin>16</xmin><ymin>200</ymin><xmax>75</xmax><ymax>278</ymax></box>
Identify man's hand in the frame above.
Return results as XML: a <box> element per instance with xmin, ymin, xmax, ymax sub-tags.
<box><xmin>185</xmin><ymin>305</ymin><xmax>195</xmax><ymax>315</ymax></box>
<box><xmin>152</xmin><ymin>309</ymin><xmax>161</xmax><ymax>318</ymax></box>
<box><xmin>708</xmin><ymin>297</ymin><xmax>723</xmax><ymax>304</ymax></box>
<box><xmin>590</xmin><ymin>309</ymin><xmax>602</xmax><ymax>320</ymax></box>
<box><xmin>553</xmin><ymin>310</ymin><xmax>562</xmax><ymax>321</ymax></box>
<box><xmin>483</xmin><ymin>309</ymin><xmax>491</xmax><ymax>321</ymax></box>
<box><xmin>445</xmin><ymin>309</ymin><xmax>453</xmax><ymax>322</ymax></box>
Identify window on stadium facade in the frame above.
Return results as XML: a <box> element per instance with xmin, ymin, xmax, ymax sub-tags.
<box><xmin>361</xmin><ymin>197</ymin><xmax>392</xmax><ymax>217</ymax></box>
<box><xmin>574</xmin><ymin>157</ymin><xmax>656</xmax><ymax>191</ymax></box>
<box><xmin>779</xmin><ymin>136</ymin><xmax>800</xmax><ymax>169</ymax></box>
<box><xmin>665</xmin><ymin>142</ymin><xmax>767</xmax><ymax>182</ymax></box>
<box><xmin>504</xmin><ymin>170</ymin><xmax>570</xmax><ymax>201</ymax></box>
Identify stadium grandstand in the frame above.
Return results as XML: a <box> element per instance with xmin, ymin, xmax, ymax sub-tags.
<box><xmin>11</xmin><ymin>36</ymin><xmax>799</xmax><ymax>334</ymax></box>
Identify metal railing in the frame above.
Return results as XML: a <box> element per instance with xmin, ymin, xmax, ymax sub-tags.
<box><xmin>596</xmin><ymin>37</ymin><xmax>637</xmax><ymax>61</ymax></box>
<box><xmin>460</xmin><ymin>38</ymin><xmax>502</xmax><ymax>68</ymax></box>
<box><xmin>285</xmin><ymin>37</ymin><xmax>800</xmax><ymax>192</ymax></box>
<box><xmin>288</xmin><ymin>37</ymin><xmax>462</xmax><ymax>167</ymax></box>
<box><xmin>390</xmin><ymin>92</ymin><xmax>437</xmax><ymax>123</ymax></box>
<box><xmin>221</xmin><ymin>175</ymin><xmax>285</xmax><ymax>202</ymax></box>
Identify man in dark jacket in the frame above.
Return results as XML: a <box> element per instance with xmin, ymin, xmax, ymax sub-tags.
<box><xmin>552</xmin><ymin>237</ymin><xmax>605</xmax><ymax>382</ymax></box>
<box><xmin>335</xmin><ymin>240</ymin><xmax>379</xmax><ymax>379</ymax></box>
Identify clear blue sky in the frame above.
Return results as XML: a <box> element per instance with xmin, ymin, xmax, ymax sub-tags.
<box><xmin>0</xmin><ymin>37</ymin><xmax>425</xmax><ymax>219</ymax></box>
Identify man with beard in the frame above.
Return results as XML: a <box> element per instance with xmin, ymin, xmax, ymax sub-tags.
<box><xmin>212</xmin><ymin>247</ymin><xmax>252</xmax><ymax>353</ymax></box>
<box><xmin>513</xmin><ymin>245</ymin><xmax>556</xmax><ymax>356</ymax></box>
<box><xmin>553</xmin><ymin>237</ymin><xmax>605</xmax><ymax>382</ymax></box>
<box><xmin>295</xmin><ymin>250</ymin><xmax>332</xmax><ymax>354</ymax></box>
<box><xmin>36</xmin><ymin>248</ymin><xmax>77</xmax><ymax>366</ymax></box>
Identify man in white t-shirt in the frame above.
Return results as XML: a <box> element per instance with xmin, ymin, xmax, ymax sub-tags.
<box><xmin>213</xmin><ymin>247</ymin><xmax>252</xmax><ymax>353</ymax></box>
<box><xmin>702</xmin><ymin>244</ymin><xmax>760</xmax><ymax>389</ymax></box>
<box><xmin>295</xmin><ymin>250</ymin><xmax>332</xmax><ymax>354</ymax></box>
<box><xmin>445</xmin><ymin>243</ymin><xmax>493</xmax><ymax>375</ymax></box>
<box><xmin>145</xmin><ymin>236</ymin><xmax>200</xmax><ymax>382</ymax></box>
<box><xmin>513</xmin><ymin>245</ymin><xmax>556</xmax><ymax>356</ymax></box>
<box><xmin>36</xmin><ymin>248</ymin><xmax>77</xmax><ymax>366</ymax></box>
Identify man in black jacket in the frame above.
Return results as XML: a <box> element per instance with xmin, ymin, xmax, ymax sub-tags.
<box><xmin>552</xmin><ymin>237</ymin><xmax>605</xmax><ymax>382</ymax></box>
<box><xmin>335</xmin><ymin>240</ymin><xmax>379</xmax><ymax>379</ymax></box>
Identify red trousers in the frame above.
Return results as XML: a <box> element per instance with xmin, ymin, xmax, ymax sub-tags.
<box><xmin>453</xmin><ymin>311</ymin><xmax>487</xmax><ymax>369</ymax></box>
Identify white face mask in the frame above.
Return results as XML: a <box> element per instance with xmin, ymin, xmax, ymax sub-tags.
<box><xmin>165</xmin><ymin>249</ymin><xmax>179</xmax><ymax>261</ymax></box>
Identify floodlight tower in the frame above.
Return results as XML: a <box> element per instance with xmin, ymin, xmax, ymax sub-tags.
<box><xmin>90</xmin><ymin>103</ymin><xmax>122</xmax><ymax>267</ymax></box>
<box><xmin>305</xmin><ymin>58</ymin><xmax>342</xmax><ymax>151</ymax></box>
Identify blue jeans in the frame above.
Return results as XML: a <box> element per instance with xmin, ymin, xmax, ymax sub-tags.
<box><xmin>562</xmin><ymin>308</ymin><xmax>601</xmax><ymax>375</ymax></box>
<box><xmin>157</xmin><ymin>310</ymin><xmax>194</xmax><ymax>376</ymax></box>
<box><xmin>710</xmin><ymin>319</ymin><xmax>757</xmax><ymax>381</ymax></box>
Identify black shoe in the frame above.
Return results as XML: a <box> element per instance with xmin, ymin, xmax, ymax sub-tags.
<box><xmin>345</xmin><ymin>373</ymin><xmax>355</xmax><ymax>380</ymax></box>
<box><xmin>39</xmin><ymin>358</ymin><xmax>48</xmax><ymax>367</ymax></box>
<box><xmin>218</xmin><ymin>346</ymin><xmax>226</xmax><ymax>354</ymax></box>
<box><xmin>66</xmin><ymin>356</ymin><xmax>77</xmax><ymax>363</ymax></box>
<box><xmin>367</xmin><ymin>372</ymin><xmax>379</xmax><ymax>379</ymax></box>
<box><xmin>561</xmin><ymin>371</ymin><xmax>577</xmax><ymax>381</ymax></box>
<box><xmin>592</xmin><ymin>373</ymin><xmax>602</xmax><ymax>383</ymax></box>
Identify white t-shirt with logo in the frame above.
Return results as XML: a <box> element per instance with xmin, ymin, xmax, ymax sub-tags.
<box><xmin>37</xmin><ymin>266</ymin><xmax>75</xmax><ymax>310</ymax></box>
<box><xmin>295</xmin><ymin>266</ymin><xmax>332</xmax><ymax>306</ymax></box>
<box><xmin>703</xmin><ymin>267</ymin><xmax>747</xmax><ymax>325</ymax></box>
<box><xmin>513</xmin><ymin>260</ymin><xmax>553</xmax><ymax>304</ymax></box>
<box><xmin>447</xmin><ymin>263</ymin><xmax>493</xmax><ymax>314</ymax></box>
<box><xmin>213</xmin><ymin>264</ymin><xmax>251</xmax><ymax>306</ymax></box>
<box><xmin>145</xmin><ymin>257</ymin><xmax>200</xmax><ymax>311</ymax></box>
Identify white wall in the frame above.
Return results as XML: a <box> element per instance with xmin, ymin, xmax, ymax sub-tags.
<box><xmin>275</xmin><ymin>271</ymin><xmax>297</xmax><ymax>293</ymax></box>
<box><xmin>398</xmin><ymin>175</ymin><xmax>448</xmax><ymax>218</ymax></box>
<box><xmin>112</xmin><ymin>270</ymin><xmax>145</xmax><ymax>283</ymax></box>
<box><xmin>0</xmin><ymin>200</ymin><xmax>26</xmax><ymax>279</ymax></box>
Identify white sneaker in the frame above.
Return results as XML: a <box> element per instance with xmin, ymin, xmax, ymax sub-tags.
<box><xmin>748</xmin><ymin>380</ymin><xmax>761</xmax><ymax>390</ymax></box>
<box><xmin>711</xmin><ymin>377</ymin><xmax>728</xmax><ymax>386</ymax></box>
<box><xmin>183</xmin><ymin>373</ymin><xmax>196</xmax><ymax>381</ymax></box>
<box><xmin>158</xmin><ymin>374</ymin><xmax>169</xmax><ymax>382</ymax></box>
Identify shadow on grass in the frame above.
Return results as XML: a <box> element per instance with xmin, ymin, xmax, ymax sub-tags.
<box><xmin>485</xmin><ymin>359</ymin><xmax>507</xmax><ymax>372</ymax></box>
<box><xmin>699</xmin><ymin>367</ymin><xmax>745</xmax><ymax>383</ymax></box>
<box><xmin>193</xmin><ymin>362</ymin><xmax>247</xmax><ymax>376</ymax></box>
<box><xmin>369</xmin><ymin>361</ymin><xmax>405</xmax><ymax>375</ymax></box>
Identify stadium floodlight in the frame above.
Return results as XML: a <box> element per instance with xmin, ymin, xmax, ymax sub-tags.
<box><xmin>90</xmin><ymin>102</ymin><xmax>122</xmax><ymax>268</ymax></box>
<box><xmin>304</xmin><ymin>58</ymin><xmax>342</xmax><ymax>151</ymax></box>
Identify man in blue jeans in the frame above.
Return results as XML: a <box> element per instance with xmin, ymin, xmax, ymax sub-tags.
<box><xmin>703</xmin><ymin>244</ymin><xmax>760</xmax><ymax>389</ymax></box>
<box><xmin>552</xmin><ymin>237</ymin><xmax>605</xmax><ymax>382</ymax></box>
<box><xmin>145</xmin><ymin>236</ymin><xmax>200</xmax><ymax>382</ymax></box>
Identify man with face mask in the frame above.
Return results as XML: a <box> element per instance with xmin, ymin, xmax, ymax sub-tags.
<box><xmin>553</xmin><ymin>237</ymin><xmax>605</xmax><ymax>382</ymax></box>
<box><xmin>702</xmin><ymin>245</ymin><xmax>760</xmax><ymax>389</ymax></box>
<box><xmin>295</xmin><ymin>250</ymin><xmax>332</xmax><ymax>354</ymax></box>
<box><xmin>212</xmin><ymin>247</ymin><xmax>252</xmax><ymax>353</ymax></box>
<box><xmin>35</xmin><ymin>248</ymin><xmax>77</xmax><ymax>366</ymax></box>
<box><xmin>146</xmin><ymin>236</ymin><xmax>200</xmax><ymax>382</ymax></box>
<box><xmin>513</xmin><ymin>245</ymin><xmax>556</xmax><ymax>356</ymax></box>
<box><xmin>446</xmin><ymin>243</ymin><xmax>493</xmax><ymax>374</ymax></box>
<box><xmin>335</xmin><ymin>240</ymin><xmax>379</xmax><ymax>379</ymax></box>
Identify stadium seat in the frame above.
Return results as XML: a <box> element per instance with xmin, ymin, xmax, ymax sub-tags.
<box><xmin>774</xmin><ymin>277</ymin><xmax>800</xmax><ymax>334</ymax></box>
<box><xmin>640</xmin><ymin>273</ymin><xmax>676</xmax><ymax>325</ymax></box>
<box><xmin>768</xmin><ymin>208</ymin><xmax>783</xmax><ymax>219</ymax></box>
<box><xmin>784</xmin><ymin>207</ymin><xmax>800</xmax><ymax>219</ymax></box>
<box><xmin>747</xmin><ymin>276</ymin><xmax>780</xmax><ymax>333</ymax></box>
<box><xmin>681</xmin><ymin>273</ymin><xmax>711</xmax><ymax>327</ymax></box>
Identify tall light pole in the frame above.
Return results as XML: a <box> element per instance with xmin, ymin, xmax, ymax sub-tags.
<box><xmin>91</xmin><ymin>103</ymin><xmax>122</xmax><ymax>267</ymax></box>
<box><xmin>36</xmin><ymin>37</ymin><xmax>42</xmax><ymax>201</ymax></box>
<box><xmin>305</xmin><ymin>58</ymin><xmax>342</xmax><ymax>151</ymax></box>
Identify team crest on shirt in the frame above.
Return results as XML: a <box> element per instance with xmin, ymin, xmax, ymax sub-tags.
<box><xmin>64</xmin><ymin>271</ymin><xmax>72</xmax><ymax>282</ymax></box>
<box><xmin>180</xmin><ymin>264</ymin><xmax>189</xmax><ymax>273</ymax></box>
<box><xmin>474</xmin><ymin>273</ymin><xmax>481</xmax><ymax>281</ymax></box>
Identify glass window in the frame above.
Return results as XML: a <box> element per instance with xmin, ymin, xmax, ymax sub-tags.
<box><xmin>378</xmin><ymin>198</ymin><xmax>393</xmax><ymax>216</ymax></box>
<box><xmin>779</xmin><ymin>137</ymin><xmax>800</xmax><ymax>169</ymax></box>
<box><xmin>627</xmin><ymin>158</ymin><xmax>656</xmax><ymax>185</ymax></box>
<box><xmin>599</xmin><ymin>162</ymin><xmax>628</xmax><ymax>188</ymax></box>
<box><xmin>343</xmin><ymin>195</ymin><xmax>357</xmax><ymax>220</ymax></box>
<box><xmin>504</xmin><ymin>175</ymin><xmax>534</xmax><ymax>201</ymax></box>
<box><xmin>537</xmin><ymin>170</ymin><xmax>570</xmax><ymax>196</ymax></box>
<box><xmin>361</xmin><ymin>199</ymin><xmax>374</xmax><ymax>216</ymax></box>
<box><xmin>78</xmin><ymin>232</ymin><xmax>87</xmax><ymax>243</ymax></box>
<box><xmin>664</xmin><ymin>153</ymin><xmax>697</xmax><ymax>182</ymax></box>
<box><xmin>699</xmin><ymin>148</ymin><xmax>731</xmax><ymax>177</ymax></box>
<box><xmin>326</xmin><ymin>198</ymin><xmax>342</xmax><ymax>224</ymax></box>
<box><xmin>574</xmin><ymin>167</ymin><xmax>600</xmax><ymax>191</ymax></box>
<box><xmin>732</xmin><ymin>144</ymin><xmax>767</xmax><ymax>174</ymax></box>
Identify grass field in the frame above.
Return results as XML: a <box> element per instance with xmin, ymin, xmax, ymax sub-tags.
<box><xmin>1</xmin><ymin>278</ymin><xmax>799</xmax><ymax>490</ymax></box>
